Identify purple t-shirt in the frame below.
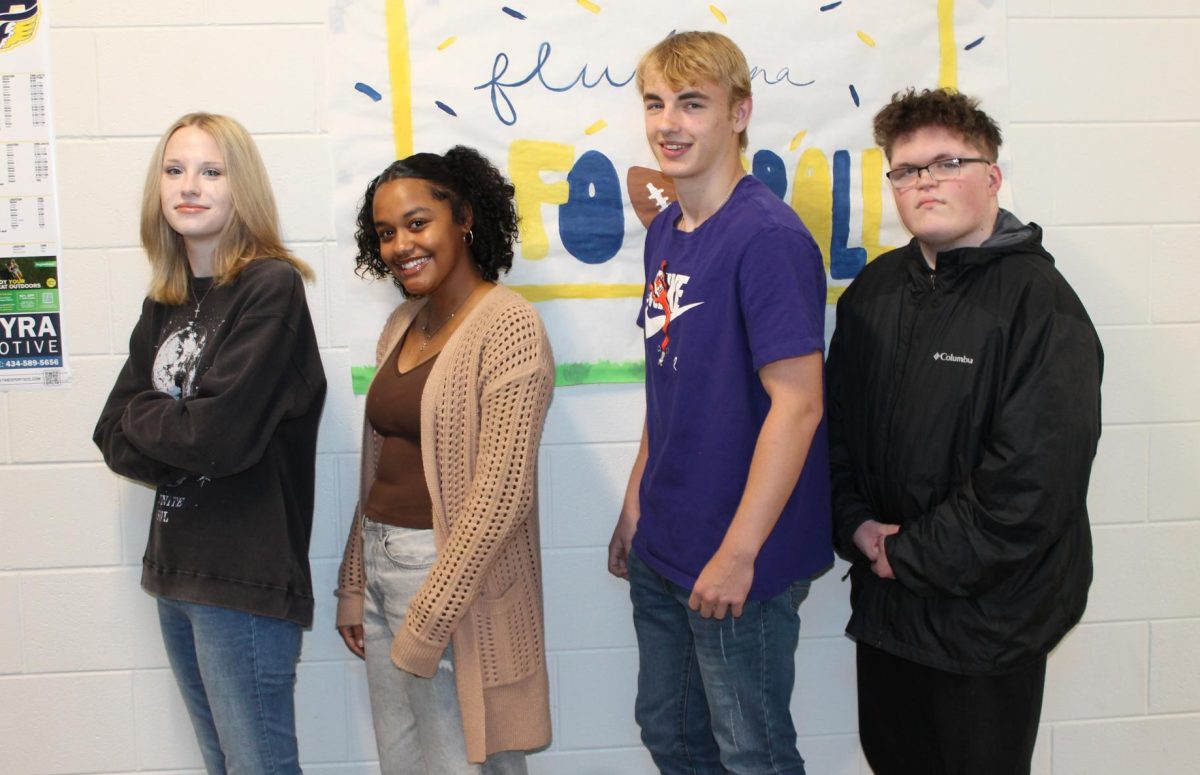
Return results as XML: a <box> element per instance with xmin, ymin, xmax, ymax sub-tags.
<box><xmin>633</xmin><ymin>175</ymin><xmax>833</xmax><ymax>599</ymax></box>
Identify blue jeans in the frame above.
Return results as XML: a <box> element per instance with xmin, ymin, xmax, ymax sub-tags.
<box><xmin>157</xmin><ymin>597</ymin><xmax>303</xmax><ymax>775</ymax></box>
<box><xmin>629</xmin><ymin>550</ymin><xmax>810</xmax><ymax>775</ymax></box>
<box><xmin>361</xmin><ymin>519</ymin><xmax>527</xmax><ymax>775</ymax></box>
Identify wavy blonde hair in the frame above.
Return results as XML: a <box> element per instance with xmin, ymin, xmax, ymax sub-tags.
<box><xmin>636</xmin><ymin>31</ymin><xmax>753</xmax><ymax>151</ymax></box>
<box><xmin>141</xmin><ymin>112</ymin><xmax>313</xmax><ymax>305</ymax></box>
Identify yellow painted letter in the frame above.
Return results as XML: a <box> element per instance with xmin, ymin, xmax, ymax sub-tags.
<box><xmin>791</xmin><ymin>147</ymin><xmax>833</xmax><ymax>275</ymax></box>
<box><xmin>509</xmin><ymin>140</ymin><xmax>572</xmax><ymax>260</ymax></box>
<box><xmin>860</xmin><ymin>148</ymin><xmax>892</xmax><ymax>264</ymax></box>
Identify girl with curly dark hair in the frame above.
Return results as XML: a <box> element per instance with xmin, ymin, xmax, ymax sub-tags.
<box><xmin>352</xmin><ymin>147</ymin><xmax>519</xmax><ymax>293</ymax></box>
<box><xmin>335</xmin><ymin>147</ymin><xmax>554</xmax><ymax>773</ymax></box>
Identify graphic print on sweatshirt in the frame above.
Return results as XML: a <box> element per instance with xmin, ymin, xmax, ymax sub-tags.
<box><xmin>152</xmin><ymin>321</ymin><xmax>210</xmax><ymax>400</ymax></box>
<box><xmin>643</xmin><ymin>259</ymin><xmax>704</xmax><ymax>367</ymax></box>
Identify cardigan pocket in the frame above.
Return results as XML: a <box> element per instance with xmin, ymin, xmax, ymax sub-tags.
<box><xmin>471</xmin><ymin>579</ymin><xmax>540</xmax><ymax>688</ymax></box>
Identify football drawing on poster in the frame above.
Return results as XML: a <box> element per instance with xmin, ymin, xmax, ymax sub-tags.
<box><xmin>0</xmin><ymin>0</ymin><xmax>68</xmax><ymax>389</ymax></box>
<box><xmin>329</xmin><ymin>0</ymin><xmax>1010</xmax><ymax>389</ymax></box>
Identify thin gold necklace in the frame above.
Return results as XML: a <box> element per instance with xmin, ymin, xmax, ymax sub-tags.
<box><xmin>679</xmin><ymin>173</ymin><xmax>742</xmax><ymax>232</ymax></box>
<box><xmin>418</xmin><ymin>293</ymin><xmax>472</xmax><ymax>352</ymax></box>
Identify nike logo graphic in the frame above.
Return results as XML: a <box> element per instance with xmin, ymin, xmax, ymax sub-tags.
<box><xmin>644</xmin><ymin>301</ymin><xmax>704</xmax><ymax>338</ymax></box>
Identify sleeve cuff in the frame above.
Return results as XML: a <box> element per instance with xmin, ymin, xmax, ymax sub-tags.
<box><xmin>333</xmin><ymin>587</ymin><xmax>364</xmax><ymax>629</ymax></box>
<box><xmin>390</xmin><ymin>627</ymin><xmax>445</xmax><ymax>679</ymax></box>
<box><xmin>833</xmin><ymin>511</ymin><xmax>874</xmax><ymax>561</ymax></box>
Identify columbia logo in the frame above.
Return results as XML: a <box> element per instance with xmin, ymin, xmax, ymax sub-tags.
<box><xmin>933</xmin><ymin>352</ymin><xmax>974</xmax><ymax>364</ymax></box>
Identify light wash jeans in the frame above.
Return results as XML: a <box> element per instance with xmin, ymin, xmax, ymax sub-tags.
<box><xmin>361</xmin><ymin>518</ymin><xmax>527</xmax><ymax>775</ymax></box>
<box><xmin>629</xmin><ymin>550</ymin><xmax>810</xmax><ymax>775</ymax></box>
<box><xmin>157</xmin><ymin>597</ymin><xmax>303</xmax><ymax>775</ymax></box>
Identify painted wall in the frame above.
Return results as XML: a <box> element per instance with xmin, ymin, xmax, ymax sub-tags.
<box><xmin>1</xmin><ymin>1</ymin><xmax>1197</xmax><ymax>772</ymax></box>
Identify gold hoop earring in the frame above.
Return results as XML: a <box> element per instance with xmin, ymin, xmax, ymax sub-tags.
<box><xmin>463</xmin><ymin>229</ymin><xmax>474</xmax><ymax>245</ymax></box>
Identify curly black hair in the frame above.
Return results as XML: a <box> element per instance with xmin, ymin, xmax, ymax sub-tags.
<box><xmin>873</xmin><ymin>88</ymin><xmax>1002</xmax><ymax>162</ymax></box>
<box><xmin>353</xmin><ymin>145</ymin><xmax>519</xmax><ymax>296</ymax></box>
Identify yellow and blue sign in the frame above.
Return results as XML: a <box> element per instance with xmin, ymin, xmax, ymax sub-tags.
<box><xmin>330</xmin><ymin>1</ymin><xmax>1010</xmax><ymax>388</ymax></box>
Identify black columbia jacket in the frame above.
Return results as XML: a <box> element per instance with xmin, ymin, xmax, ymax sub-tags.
<box><xmin>827</xmin><ymin>216</ymin><xmax>1102</xmax><ymax>675</ymax></box>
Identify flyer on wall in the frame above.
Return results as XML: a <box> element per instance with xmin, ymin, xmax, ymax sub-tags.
<box><xmin>0</xmin><ymin>1</ymin><xmax>67</xmax><ymax>389</ymax></box>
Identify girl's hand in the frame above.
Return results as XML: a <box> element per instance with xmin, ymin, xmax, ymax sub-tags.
<box><xmin>337</xmin><ymin>624</ymin><xmax>365</xmax><ymax>659</ymax></box>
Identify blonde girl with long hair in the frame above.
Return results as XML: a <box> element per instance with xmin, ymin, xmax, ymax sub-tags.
<box><xmin>95</xmin><ymin>113</ymin><xmax>326</xmax><ymax>774</ymax></box>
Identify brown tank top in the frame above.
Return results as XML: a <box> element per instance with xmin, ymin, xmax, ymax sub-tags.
<box><xmin>363</xmin><ymin>329</ymin><xmax>436</xmax><ymax>529</ymax></box>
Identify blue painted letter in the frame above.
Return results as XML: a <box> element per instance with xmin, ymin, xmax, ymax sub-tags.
<box><xmin>752</xmin><ymin>150</ymin><xmax>787</xmax><ymax>200</ymax></box>
<box><xmin>559</xmin><ymin>150</ymin><xmax>624</xmax><ymax>264</ymax></box>
<box><xmin>830</xmin><ymin>150</ymin><xmax>867</xmax><ymax>279</ymax></box>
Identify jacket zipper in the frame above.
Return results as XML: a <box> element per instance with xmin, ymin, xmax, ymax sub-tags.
<box><xmin>882</xmin><ymin>269</ymin><xmax>938</xmax><ymax>490</ymax></box>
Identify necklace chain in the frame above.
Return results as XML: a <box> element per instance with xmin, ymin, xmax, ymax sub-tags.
<box><xmin>190</xmin><ymin>281</ymin><xmax>213</xmax><ymax>317</ymax></box>
<box><xmin>678</xmin><ymin>173</ymin><xmax>742</xmax><ymax>232</ymax></box>
<box><xmin>418</xmin><ymin>293</ymin><xmax>472</xmax><ymax>352</ymax></box>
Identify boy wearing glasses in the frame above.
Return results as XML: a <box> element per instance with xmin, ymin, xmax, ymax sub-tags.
<box><xmin>826</xmin><ymin>88</ymin><xmax>1103</xmax><ymax>775</ymax></box>
<box><xmin>608</xmin><ymin>31</ymin><xmax>830</xmax><ymax>774</ymax></box>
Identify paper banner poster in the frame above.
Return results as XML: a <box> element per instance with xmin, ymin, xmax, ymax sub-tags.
<box><xmin>329</xmin><ymin>0</ymin><xmax>1009</xmax><ymax>390</ymax></box>
<box><xmin>0</xmin><ymin>0</ymin><xmax>67</xmax><ymax>389</ymax></box>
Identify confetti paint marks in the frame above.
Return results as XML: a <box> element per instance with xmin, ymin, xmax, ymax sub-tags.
<box><xmin>857</xmin><ymin>31</ymin><xmax>877</xmax><ymax>48</ymax></box>
<box><xmin>849</xmin><ymin>84</ymin><xmax>860</xmax><ymax>107</ymax></box>
<box><xmin>709</xmin><ymin>5</ymin><xmax>727</xmax><ymax>24</ymax></box>
<box><xmin>354</xmin><ymin>82</ymin><xmax>382</xmax><ymax>102</ymax></box>
<box><xmin>964</xmin><ymin>36</ymin><xmax>984</xmax><ymax>51</ymax></box>
<box><xmin>789</xmin><ymin>130</ymin><xmax>808</xmax><ymax>152</ymax></box>
<box><xmin>435</xmin><ymin>100</ymin><xmax>458</xmax><ymax>116</ymax></box>
<box><xmin>584</xmin><ymin>119</ymin><xmax>607</xmax><ymax>135</ymax></box>
<box><xmin>577</xmin><ymin>0</ymin><xmax>601</xmax><ymax>13</ymax></box>
<box><xmin>502</xmin><ymin>6</ymin><xmax>526</xmax><ymax>20</ymax></box>
<box><xmin>437</xmin><ymin>36</ymin><xmax>457</xmax><ymax>50</ymax></box>
<box><xmin>820</xmin><ymin>2</ymin><xmax>843</xmax><ymax>11</ymax></box>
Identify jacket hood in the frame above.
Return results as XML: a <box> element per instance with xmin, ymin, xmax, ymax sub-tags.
<box><xmin>906</xmin><ymin>211</ymin><xmax>1053</xmax><ymax>291</ymax></box>
<box><xmin>982</xmin><ymin>209</ymin><xmax>1035</xmax><ymax>248</ymax></box>
<box><xmin>955</xmin><ymin>210</ymin><xmax>1051</xmax><ymax>266</ymax></box>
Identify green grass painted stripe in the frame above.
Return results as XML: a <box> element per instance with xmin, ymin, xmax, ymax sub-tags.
<box><xmin>556</xmin><ymin>360</ymin><xmax>644</xmax><ymax>386</ymax></box>
<box><xmin>350</xmin><ymin>360</ymin><xmax>645</xmax><ymax>394</ymax></box>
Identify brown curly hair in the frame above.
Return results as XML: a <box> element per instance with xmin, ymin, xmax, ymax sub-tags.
<box><xmin>873</xmin><ymin>88</ymin><xmax>1002</xmax><ymax>162</ymax></box>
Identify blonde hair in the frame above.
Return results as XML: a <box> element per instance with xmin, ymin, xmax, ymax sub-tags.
<box><xmin>141</xmin><ymin>113</ymin><xmax>313</xmax><ymax>305</ymax></box>
<box><xmin>635</xmin><ymin>31</ymin><xmax>753</xmax><ymax>150</ymax></box>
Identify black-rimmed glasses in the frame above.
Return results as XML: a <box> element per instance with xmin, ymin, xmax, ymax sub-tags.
<box><xmin>885</xmin><ymin>157</ymin><xmax>992</xmax><ymax>189</ymax></box>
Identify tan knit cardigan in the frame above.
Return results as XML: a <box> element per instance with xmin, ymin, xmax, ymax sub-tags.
<box><xmin>336</xmin><ymin>285</ymin><xmax>554</xmax><ymax>762</ymax></box>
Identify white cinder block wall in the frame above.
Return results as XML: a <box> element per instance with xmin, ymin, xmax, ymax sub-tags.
<box><xmin>1</xmin><ymin>1</ymin><xmax>1196</xmax><ymax>772</ymax></box>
